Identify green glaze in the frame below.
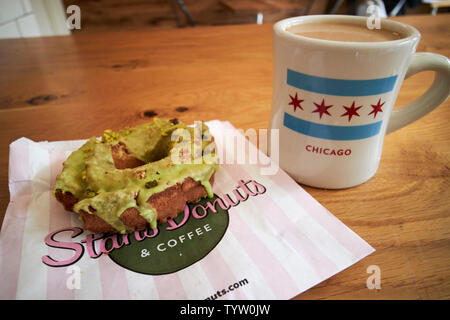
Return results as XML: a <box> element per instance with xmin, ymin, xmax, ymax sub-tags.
<box><xmin>53</xmin><ymin>119</ymin><xmax>219</xmax><ymax>233</ymax></box>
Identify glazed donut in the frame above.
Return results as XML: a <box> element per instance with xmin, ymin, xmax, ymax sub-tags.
<box><xmin>53</xmin><ymin>118</ymin><xmax>218</xmax><ymax>234</ymax></box>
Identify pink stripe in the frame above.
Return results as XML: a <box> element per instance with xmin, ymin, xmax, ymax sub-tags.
<box><xmin>199</xmin><ymin>246</ymin><xmax>247</xmax><ymax>299</ymax></box>
<box><xmin>213</xmin><ymin>183</ymin><xmax>299</xmax><ymax>299</ymax></box>
<box><xmin>223</xmin><ymin>164</ymin><xmax>340</xmax><ymax>279</ymax></box>
<box><xmin>0</xmin><ymin>142</ymin><xmax>32</xmax><ymax>299</ymax></box>
<box><xmin>47</xmin><ymin>149</ymin><xmax>75</xmax><ymax>300</ymax></box>
<box><xmin>153</xmin><ymin>273</ymin><xmax>188</xmax><ymax>299</ymax></box>
<box><xmin>97</xmin><ymin>256</ymin><xmax>131</xmax><ymax>299</ymax></box>
<box><xmin>269</xmin><ymin>169</ymin><xmax>373</xmax><ymax>260</ymax></box>
<box><xmin>46</xmin><ymin>149</ymin><xmax>130</xmax><ymax>299</ymax></box>
<box><xmin>218</xmin><ymin>121</ymin><xmax>372</xmax><ymax>260</ymax></box>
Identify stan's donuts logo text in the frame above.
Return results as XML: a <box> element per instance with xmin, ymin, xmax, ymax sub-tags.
<box><xmin>42</xmin><ymin>179</ymin><xmax>266</xmax><ymax>275</ymax></box>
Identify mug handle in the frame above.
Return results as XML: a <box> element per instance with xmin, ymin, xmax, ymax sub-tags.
<box><xmin>387</xmin><ymin>52</ymin><xmax>450</xmax><ymax>134</ymax></box>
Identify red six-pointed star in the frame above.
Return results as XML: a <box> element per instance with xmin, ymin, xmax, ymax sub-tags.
<box><xmin>288</xmin><ymin>93</ymin><xmax>304</xmax><ymax>112</ymax></box>
<box><xmin>341</xmin><ymin>101</ymin><xmax>363</xmax><ymax>122</ymax></box>
<box><xmin>312</xmin><ymin>99</ymin><xmax>333</xmax><ymax>119</ymax></box>
<box><xmin>368</xmin><ymin>98</ymin><xmax>385</xmax><ymax>118</ymax></box>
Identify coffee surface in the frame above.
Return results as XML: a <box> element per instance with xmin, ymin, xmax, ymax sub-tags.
<box><xmin>286</xmin><ymin>21</ymin><xmax>404</xmax><ymax>42</ymax></box>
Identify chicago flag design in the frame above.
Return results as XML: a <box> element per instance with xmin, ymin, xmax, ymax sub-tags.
<box><xmin>283</xmin><ymin>69</ymin><xmax>398</xmax><ymax>141</ymax></box>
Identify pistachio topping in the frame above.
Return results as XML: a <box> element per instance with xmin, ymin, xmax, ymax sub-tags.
<box><xmin>53</xmin><ymin>118</ymin><xmax>219</xmax><ymax>233</ymax></box>
<box><xmin>145</xmin><ymin>180</ymin><xmax>158</xmax><ymax>189</ymax></box>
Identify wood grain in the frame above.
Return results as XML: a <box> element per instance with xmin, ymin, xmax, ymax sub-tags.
<box><xmin>63</xmin><ymin>0</ymin><xmax>316</xmax><ymax>31</ymax></box>
<box><xmin>0</xmin><ymin>14</ymin><xmax>449</xmax><ymax>299</ymax></box>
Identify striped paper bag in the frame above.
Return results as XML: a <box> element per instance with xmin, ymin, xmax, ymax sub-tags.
<box><xmin>0</xmin><ymin>120</ymin><xmax>374</xmax><ymax>299</ymax></box>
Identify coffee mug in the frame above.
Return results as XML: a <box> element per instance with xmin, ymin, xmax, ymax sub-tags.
<box><xmin>269</xmin><ymin>15</ymin><xmax>450</xmax><ymax>189</ymax></box>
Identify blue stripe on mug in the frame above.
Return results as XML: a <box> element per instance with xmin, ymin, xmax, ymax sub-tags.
<box><xmin>283</xmin><ymin>113</ymin><xmax>382</xmax><ymax>141</ymax></box>
<box><xmin>287</xmin><ymin>69</ymin><xmax>397</xmax><ymax>97</ymax></box>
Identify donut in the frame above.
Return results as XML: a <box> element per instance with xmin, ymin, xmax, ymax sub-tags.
<box><xmin>53</xmin><ymin>118</ymin><xmax>219</xmax><ymax>234</ymax></box>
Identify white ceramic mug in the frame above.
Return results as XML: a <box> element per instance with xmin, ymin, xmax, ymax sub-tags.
<box><xmin>270</xmin><ymin>15</ymin><xmax>450</xmax><ymax>189</ymax></box>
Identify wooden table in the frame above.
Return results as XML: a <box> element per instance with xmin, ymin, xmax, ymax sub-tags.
<box><xmin>0</xmin><ymin>14</ymin><xmax>449</xmax><ymax>300</ymax></box>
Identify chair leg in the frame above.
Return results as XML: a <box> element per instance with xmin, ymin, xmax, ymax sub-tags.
<box><xmin>389</xmin><ymin>0</ymin><xmax>407</xmax><ymax>16</ymax></box>
<box><xmin>329</xmin><ymin>0</ymin><xmax>345</xmax><ymax>14</ymax></box>
<box><xmin>175</xmin><ymin>0</ymin><xmax>195</xmax><ymax>26</ymax></box>
<box><xmin>168</xmin><ymin>0</ymin><xmax>182</xmax><ymax>27</ymax></box>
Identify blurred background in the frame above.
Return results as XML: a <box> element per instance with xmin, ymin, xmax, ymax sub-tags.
<box><xmin>0</xmin><ymin>0</ymin><xmax>449</xmax><ymax>38</ymax></box>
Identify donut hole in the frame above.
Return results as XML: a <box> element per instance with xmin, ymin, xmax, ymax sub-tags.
<box><xmin>111</xmin><ymin>142</ymin><xmax>146</xmax><ymax>169</ymax></box>
<box><xmin>110</xmin><ymin>137</ymin><xmax>172</xmax><ymax>170</ymax></box>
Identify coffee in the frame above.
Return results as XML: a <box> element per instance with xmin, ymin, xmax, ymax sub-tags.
<box><xmin>286</xmin><ymin>21</ymin><xmax>404</xmax><ymax>42</ymax></box>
